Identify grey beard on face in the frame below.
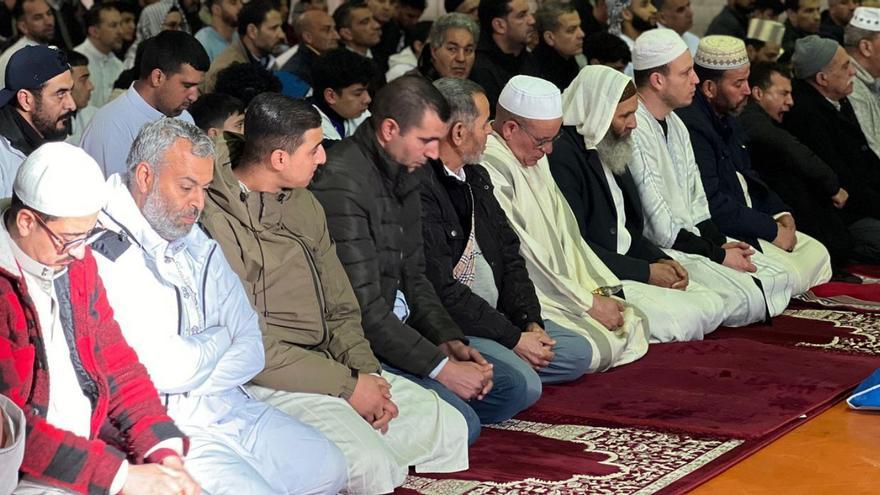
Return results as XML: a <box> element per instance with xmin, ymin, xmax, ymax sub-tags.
<box><xmin>141</xmin><ymin>184</ymin><xmax>199</xmax><ymax>241</ymax></box>
<box><xmin>595</xmin><ymin>128</ymin><xmax>634</xmax><ymax>176</ymax></box>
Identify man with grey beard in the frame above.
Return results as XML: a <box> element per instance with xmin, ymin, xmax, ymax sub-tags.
<box><xmin>547</xmin><ymin>66</ymin><xmax>727</xmax><ymax>343</ymax></box>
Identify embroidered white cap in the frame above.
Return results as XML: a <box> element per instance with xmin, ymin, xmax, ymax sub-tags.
<box><xmin>694</xmin><ymin>35</ymin><xmax>750</xmax><ymax>70</ymax></box>
<box><xmin>850</xmin><ymin>7</ymin><xmax>880</xmax><ymax>31</ymax></box>
<box><xmin>498</xmin><ymin>75</ymin><xmax>563</xmax><ymax>120</ymax></box>
<box><xmin>632</xmin><ymin>28</ymin><xmax>689</xmax><ymax>70</ymax></box>
<box><xmin>13</xmin><ymin>142</ymin><xmax>108</xmax><ymax>217</ymax></box>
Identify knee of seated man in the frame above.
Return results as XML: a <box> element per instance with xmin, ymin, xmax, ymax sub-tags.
<box><xmin>491</xmin><ymin>356</ymin><xmax>540</xmax><ymax>411</ymax></box>
<box><xmin>313</xmin><ymin>439</ymin><xmax>348</xmax><ymax>494</ymax></box>
<box><xmin>553</xmin><ymin>333</ymin><xmax>593</xmax><ymax>379</ymax></box>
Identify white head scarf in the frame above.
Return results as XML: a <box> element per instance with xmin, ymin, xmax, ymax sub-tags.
<box><xmin>561</xmin><ymin>65</ymin><xmax>633</xmax><ymax>150</ymax></box>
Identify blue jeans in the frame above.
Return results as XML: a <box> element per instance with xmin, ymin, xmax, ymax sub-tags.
<box><xmin>382</xmin><ymin>320</ymin><xmax>591</xmax><ymax>445</ymax></box>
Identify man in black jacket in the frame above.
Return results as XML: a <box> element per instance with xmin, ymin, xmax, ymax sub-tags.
<box><xmin>0</xmin><ymin>45</ymin><xmax>75</xmax><ymax>196</ymax></box>
<box><xmin>677</xmin><ymin>35</ymin><xmax>831</xmax><ymax>296</ymax></box>
<box><xmin>312</xmin><ymin>76</ymin><xmax>528</xmax><ymax>445</ymax></box>
<box><xmin>550</xmin><ymin>65</ymin><xmax>726</xmax><ymax>341</ymax></box>
<box><xmin>420</xmin><ymin>77</ymin><xmax>590</xmax><ymax>402</ymax></box>
<box><xmin>782</xmin><ymin>35</ymin><xmax>880</xmax><ymax>263</ymax></box>
<box><xmin>532</xmin><ymin>1</ymin><xmax>584</xmax><ymax>91</ymax></box>
<box><xmin>739</xmin><ymin>62</ymin><xmax>859</xmax><ymax>276</ymax></box>
<box><xmin>471</xmin><ymin>0</ymin><xmax>537</xmax><ymax>114</ymax></box>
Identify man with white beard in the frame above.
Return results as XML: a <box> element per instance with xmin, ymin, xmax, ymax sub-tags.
<box><xmin>628</xmin><ymin>28</ymin><xmax>796</xmax><ymax>325</ymax></box>
<box><xmin>481</xmin><ymin>75</ymin><xmax>649</xmax><ymax>372</ymax></box>
<box><xmin>547</xmin><ymin>65</ymin><xmax>726</xmax><ymax>343</ymax></box>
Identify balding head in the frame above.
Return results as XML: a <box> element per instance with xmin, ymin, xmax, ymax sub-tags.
<box><xmin>296</xmin><ymin>9</ymin><xmax>340</xmax><ymax>53</ymax></box>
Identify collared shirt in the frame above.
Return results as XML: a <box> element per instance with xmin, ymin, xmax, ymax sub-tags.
<box><xmin>80</xmin><ymin>85</ymin><xmax>194</xmax><ymax>177</ymax></box>
<box><xmin>74</xmin><ymin>38</ymin><xmax>124</xmax><ymax>108</ymax></box>
<box><xmin>0</xmin><ymin>37</ymin><xmax>39</xmax><ymax>90</ymax></box>
<box><xmin>195</xmin><ymin>26</ymin><xmax>239</xmax><ymax>62</ymax></box>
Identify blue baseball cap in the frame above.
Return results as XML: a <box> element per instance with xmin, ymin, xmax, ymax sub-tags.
<box><xmin>0</xmin><ymin>45</ymin><xmax>70</xmax><ymax>107</ymax></box>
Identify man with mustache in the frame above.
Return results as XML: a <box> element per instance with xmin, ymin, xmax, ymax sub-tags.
<box><xmin>74</xmin><ymin>3</ymin><xmax>124</xmax><ymax>108</ymax></box>
<box><xmin>782</xmin><ymin>34</ymin><xmax>880</xmax><ymax>263</ymax></box>
<box><xmin>607</xmin><ymin>0</ymin><xmax>657</xmax><ymax>76</ymax></box>
<box><xmin>92</xmin><ymin>117</ymin><xmax>348</xmax><ymax>495</ymax></box>
<box><xmin>548</xmin><ymin>65</ymin><xmax>727</xmax><ymax>342</ymax></box>
<box><xmin>416</xmin><ymin>13</ymin><xmax>478</xmax><ymax>81</ymax></box>
<box><xmin>81</xmin><ymin>30</ymin><xmax>209</xmax><ymax>178</ymax></box>
<box><xmin>676</xmin><ymin>35</ymin><xmax>832</xmax><ymax>297</ymax></box>
<box><xmin>0</xmin><ymin>45</ymin><xmax>75</xmax><ymax>197</ymax></box>
<box><xmin>532</xmin><ymin>1</ymin><xmax>585</xmax><ymax>91</ymax></box>
<box><xmin>0</xmin><ymin>0</ymin><xmax>56</xmax><ymax>88</ymax></box>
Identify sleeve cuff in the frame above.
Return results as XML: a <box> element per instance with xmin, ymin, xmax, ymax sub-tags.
<box><xmin>110</xmin><ymin>460</ymin><xmax>129</xmax><ymax>495</ymax></box>
<box><xmin>145</xmin><ymin>438</ymin><xmax>185</xmax><ymax>462</ymax></box>
<box><xmin>428</xmin><ymin>357</ymin><xmax>449</xmax><ymax>379</ymax></box>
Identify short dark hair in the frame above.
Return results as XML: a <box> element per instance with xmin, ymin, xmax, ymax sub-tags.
<box><xmin>754</xmin><ymin>0</ymin><xmax>784</xmax><ymax>15</ymax></box>
<box><xmin>694</xmin><ymin>64</ymin><xmax>725</xmax><ymax>87</ymax></box>
<box><xmin>370</xmin><ymin>75</ymin><xmax>451</xmax><ymax>133</ymax></box>
<box><xmin>535</xmin><ymin>1</ymin><xmax>576</xmax><ymax>35</ymax></box>
<box><xmin>404</xmin><ymin>20</ymin><xmax>432</xmax><ymax>49</ymax></box>
<box><xmin>12</xmin><ymin>0</ymin><xmax>44</xmax><ymax>22</ymax></box>
<box><xmin>6</xmin><ymin>194</ymin><xmax>57</xmax><ymax>229</ymax></box>
<box><xmin>241</xmin><ymin>93</ymin><xmax>322</xmax><ymax>164</ymax></box>
<box><xmin>311</xmin><ymin>48</ymin><xmax>376</xmax><ymax>96</ymax></box>
<box><xmin>190</xmin><ymin>93</ymin><xmax>245</xmax><ymax>131</ymax></box>
<box><xmin>584</xmin><ymin>31</ymin><xmax>631</xmax><ymax>65</ymax></box>
<box><xmin>139</xmin><ymin>30</ymin><xmax>210</xmax><ymax>79</ymax></box>
<box><xmin>214</xmin><ymin>62</ymin><xmax>282</xmax><ymax>106</ymax></box>
<box><xmin>399</xmin><ymin>0</ymin><xmax>427</xmax><ymax>10</ymax></box>
<box><xmin>749</xmin><ymin>61</ymin><xmax>790</xmax><ymax>91</ymax></box>
<box><xmin>238</xmin><ymin>0</ymin><xmax>277</xmax><ymax>37</ymax></box>
<box><xmin>784</xmin><ymin>0</ymin><xmax>802</xmax><ymax>11</ymax></box>
<box><xmin>333</xmin><ymin>0</ymin><xmax>368</xmax><ymax>30</ymax></box>
<box><xmin>633</xmin><ymin>64</ymin><xmax>669</xmax><ymax>88</ymax></box>
<box><xmin>66</xmin><ymin>49</ymin><xmax>89</xmax><ymax>68</ymax></box>
<box><xmin>84</xmin><ymin>3</ymin><xmax>119</xmax><ymax>30</ymax></box>
<box><xmin>478</xmin><ymin>0</ymin><xmax>512</xmax><ymax>37</ymax></box>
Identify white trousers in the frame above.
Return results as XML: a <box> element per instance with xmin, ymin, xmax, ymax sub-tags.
<box><xmin>247</xmin><ymin>372</ymin><xmax>469</xmax><ymax>495</ymax></box>
<box><xmin>181</xmin><ymin>396</ymin><xmax>347</xmax><ymax>495</ymax></box>
<box><xmin>756</xmin><ymin>233</ymin><xmax>832</xmax><ymax>296</ymax></box>
<box><xmin>622</xmin><ymin>279</ymin><xmax>726</xmax><ymax>343</ymax></box>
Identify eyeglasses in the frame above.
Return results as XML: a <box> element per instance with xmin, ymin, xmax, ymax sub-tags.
<box><xmin>513</xmin><ymin>120</ymin><xmax>562</xmax><ymax>151</ymax></box>
<box><xmin>34</xmin><ymin>215</ymin><xmax>107</xmax><ymax>253</ymax></box>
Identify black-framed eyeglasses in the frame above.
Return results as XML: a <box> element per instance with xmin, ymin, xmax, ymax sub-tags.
<box><xmin>34</xmin><ymin>215</ymin><xmax>106</xmax><ymax>253</ymax></box>
<box><xmin>512</xmin><ymin>119</ymin><xmax>562</xmax><ymax>150</ymax></box>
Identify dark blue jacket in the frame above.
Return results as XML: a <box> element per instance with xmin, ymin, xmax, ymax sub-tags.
<box><xmin>676</xmin><ymin>91</ymin><xmax>789</xmax><ymax>249</ymax></box>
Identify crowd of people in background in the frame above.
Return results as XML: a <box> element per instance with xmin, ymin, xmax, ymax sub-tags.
<box><xmin>0</xmin><ymin>0</ymin><xmax>879</xmax><ymax>491</ymax></box>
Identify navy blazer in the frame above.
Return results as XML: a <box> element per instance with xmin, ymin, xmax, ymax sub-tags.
<box><xmin>676</xmin><ymin>91</ymin><xmax>789</xmax><ymax>248</ymax></box>
<box><xmin>548</xmin><ymin>126</ymin><xmax>670</xmax><ymax>283</ymax></box>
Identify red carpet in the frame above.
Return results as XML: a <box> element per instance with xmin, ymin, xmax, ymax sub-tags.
<box><xmin>399</xmin><ymin>331</ymin><xmax>880</xmax><ymax>494</ymax></box>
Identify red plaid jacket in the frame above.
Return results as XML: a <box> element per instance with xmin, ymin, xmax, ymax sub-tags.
<box><xmin>0</xmin><ymin>248</ymin><xmax>187</xmax><ymax>494</ymax></box>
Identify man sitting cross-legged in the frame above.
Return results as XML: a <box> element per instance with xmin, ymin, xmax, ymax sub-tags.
<box><xmin>548</xmin><ymin>65</ymin><xmax>727</xmax><ymax>342</ymax></box>
<box><xmin>93</xmin><ymin>118</ymin><xmax>347</xmax><ymax>495</ymax></box>
<box><xmin>200</xmin><ymin>93</ymin><xmax>469</xmax><ymax>495</ymax></box>
<box><xmin>419</xmin><ymin>77</ymin><xmax>591</xmax><ymax>406</ymax></box>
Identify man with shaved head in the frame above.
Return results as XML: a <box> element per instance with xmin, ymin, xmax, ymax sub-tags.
<box><xmin>281</xmin><ymin>9</ymin><xmax>340</xmax><ymax>91</ymax></box>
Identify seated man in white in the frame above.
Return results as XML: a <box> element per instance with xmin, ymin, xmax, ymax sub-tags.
<box><xmin>628</xmin><ymin>28</ymin><xmax>800</xmax><ymax>324</ymax></box>
<box><xmin>93</xmin><ymin>117</ymin><xmax>347</xmax><ymax>495</ymax></box>
<box><xmin>481</xmin><ymin>75</ymin><xmax>650</xmax><ymax>372</ymax></box>
<box><xmin>548</xmin><ymin>65</ymin><xmax>727</xmax><ymax>342</ymax></box>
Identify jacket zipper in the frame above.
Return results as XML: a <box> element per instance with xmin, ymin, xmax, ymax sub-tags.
<box><xmin>291</xmin><ymin>235</ymin><xmax>330</xmax><ymax>349</ymax></box>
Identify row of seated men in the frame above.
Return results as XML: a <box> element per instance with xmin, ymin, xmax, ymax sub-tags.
<box><xmin>0</xmin><ymin>18</ymin><xmax>877</xmax><ymax>495</ymax></box>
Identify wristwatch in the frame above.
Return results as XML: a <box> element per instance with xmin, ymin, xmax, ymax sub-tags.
<box><xmin>591</xmin><ymin>285</ymin><xmax>623</xmax><ymax>297</ymax></box>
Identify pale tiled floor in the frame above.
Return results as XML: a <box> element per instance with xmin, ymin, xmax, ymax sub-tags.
<box><xmin>691</xmin><ymin>401</ymin><xmax>880</xmax><ymax>494</ymax></box>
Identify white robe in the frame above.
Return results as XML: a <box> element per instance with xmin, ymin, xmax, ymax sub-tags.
<box><xmin>628</xmin><ymin>100</ymin><xmax>795</xmax><ymax>326</ymax></box>
<box><xmin>482</xmin><ymin>133</ymin><xmax>649</xmax><ymax>371</ymax></box>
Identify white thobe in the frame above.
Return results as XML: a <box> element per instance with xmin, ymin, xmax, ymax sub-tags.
<box><xmin>482</xmin><ymin>133</ymin><xmax>649</xmax><ymax>371</ymax></box>
<box><xmin>628</xmin><ymin>100</ymin><xmax>796</xmax><ymax>325</ymax></box>
<box><xmin>73</xmin><ymin>38</ymin><xmax>124</xmax><ymax>108</ymax></box>
<box><xmin>850</xmin><ymin>58</ymin><xmax>880</xmax><ymax>161</ymax></box>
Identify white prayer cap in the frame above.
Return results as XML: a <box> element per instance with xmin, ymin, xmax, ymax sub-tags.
<box><xmin>694</xmin><ymin>35</ymin><xmax>750</xmax><ymax>71</ymax></box>
<box><xmin>747</xmin><ymin>19</ymin><xmax>785</xmax><ymax>45</ymax></box>
<box><xmin>498</xmin><ymin>75</ymin><xmax>562</xmax><ymax>120</ymax></box>
<box><xmin>850</xmin><ymin>7</ymin><xmax>880</xmax><ymax>31</ymax></box>
<box><xmin>632</xmin><ymin>29</ymin><xmax>689</xmax><ymax>71</ymax></box>
<box><xmin>13</xmin><ymin>143</ymin><xmax>108</xmax><ymax>218</ymax></box>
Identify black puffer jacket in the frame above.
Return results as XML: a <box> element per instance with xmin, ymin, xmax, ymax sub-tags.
<box><xmin>419</xmin><ymin>159</ymin><xmax>542</xmax><ymax>350</ymax></box>
<box><xmin>310</xmin><ymin>120</ymin><xmax>466</xmax><ymax>377</ymax></box>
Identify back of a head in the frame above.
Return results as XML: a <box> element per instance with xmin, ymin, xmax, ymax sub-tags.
<box><xmin>66</xmin><ymin>49</ymin><xmax>89</xmax><ymax>68</ymax></box>
<box><xmin>535</xmin><ymin>1</ymin><xmax>574</xmax><ymax>36</ymax></box>
<box><xmin>406</xmin><ymin>20</ymin><xmax>433</xmax><ymax>49</ymax></box>
<box><xmin>238</xmin><ymin>0</ymin><xmax>276</xmax><ymax>37</ymax></box>
<box><xmin>214</xmin><ymin>62</ymin><xmax>282</xmax><ymax>106</ymax></box>
<box><xmin>433</xmin><ymin>77</ymin><xmax>484</xmax><ymax>126</ymax></box>
<box><xmin>241</xmin><ymin>93</ymin><xmax>322</xmax><ymax>164</ymax></box>
<box><xmin>189</xmin><ymin>93</ymin><xmax>245</xmax><ymax>132</ymax></box>
<box><xmin>584</xmin><ymin>31</ymin><xmax>631</xmax><ymax>64</ymax></box>
<box><xmin>140</xmin><ymin>30</ymin><xmax>210</xmax><ymax>80</ymax></box>
<box><xmin>371</xmin><ymin>75</ymin><xmax>451</xmax><ymax>134</ymax></box>
<box><xmin>311</xmin><ymin>48</ymin><xmax>376</xmax><ymax>96</ymax></box>
<box><xmin>478</xmin><ymin>0</ymin><xmax>511</xmax><ymax>36</ymax></box>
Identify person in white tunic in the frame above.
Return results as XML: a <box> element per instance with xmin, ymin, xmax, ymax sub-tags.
<box><xmin>845</xmin><ymin>8</ymin><xmax>880</xmax><ymax>160</ymax></box>
<box><xmin>676</xmin><ymin>35</ymin><xmax>831</xmax><ymax>296</ymax></box>
<box><xmin>549</xmin><ymin>65</ymin><xmax>727</xmax><ymax>343</ymax></box>
<box><xmin>200</xmin><ymin>94</ymin><xmax>470</xmax><ymax>495</ymax></box>
<box><xmin>93</xmin><ymin>118</ymin><xmax>348</xmax><ymax>495</ymax></box>
<box><xmin>0</xmin><ymin>395</ymin><xmax>25</xmax><ymax>494</ymax></box>
<box><xmin>481</xmin><ymin>75</ymin><xmax>649</xmax><ymax>372</ymax></box>
<box><xmin>628</xmin><ymin>29</ymin><xmax>799</xmax><ymax>324</ymax></box>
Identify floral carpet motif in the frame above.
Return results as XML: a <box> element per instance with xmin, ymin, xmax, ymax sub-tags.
<box><xmin>784</xmin><ymin>308</ymin><xmax>880</xmax><ymax>355</ymax></box>
<box><xmin>401</xmin><ymin>420</ymin><xmax>741</xmax><ymax>495</ymax></box>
